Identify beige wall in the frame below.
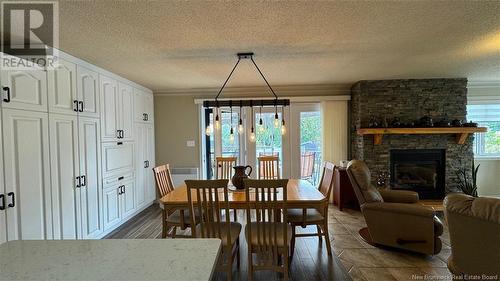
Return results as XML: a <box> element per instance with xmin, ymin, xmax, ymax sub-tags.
<box><xmin>154</xmin><ymin>95</ymin><xmax>200</xmax><ymax>168</ymax></box>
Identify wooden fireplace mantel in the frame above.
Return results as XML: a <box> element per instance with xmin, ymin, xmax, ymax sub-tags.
<box><xmin>357</xmin><ymin>127</ymin><xmax>487</xmax><ymax>145</ymax></box>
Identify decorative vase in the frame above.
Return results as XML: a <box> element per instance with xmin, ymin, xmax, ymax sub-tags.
<box><xmin>231</xmin><ymin>165</ymin><xmax>253</xmax><ymax>189</ymax></box>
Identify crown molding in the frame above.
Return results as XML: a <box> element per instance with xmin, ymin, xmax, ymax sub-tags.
<box><xmin>153</xmin><ymin>83</ymin><xmax>352</xmax><ymax>97</ymax></box>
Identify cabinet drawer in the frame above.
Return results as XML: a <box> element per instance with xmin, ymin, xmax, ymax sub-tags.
<box><xmin>103</xmin><ymin>171</ymin><xmax>135</xmax><ymax>187</ymax></box>
<box><xmin>102</xmin><ymin>142</ymin><xmax>134</xmax><ymax>178</ymax></box>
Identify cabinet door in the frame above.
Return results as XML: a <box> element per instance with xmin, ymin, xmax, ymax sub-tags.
<box><xmin>133</xmin><ymin>88</ymin><xmax>146</xmax><ymax>122</ymax></box>
<box><xmin>77</xmin><ymin>66</ymin><xmax>100</xmax><ymax>118</ymax></box>
<box><xmin>2</xmin><ymin>109</ymin><xmax>52</xmax><ymax>240</ymax></box>
<box><xmin>121</xmin><ymin>180</ymin><xmax>136</xmax><ymax>219</ymax></box>
<box><xmin>103</xmin><ymin>186</ymin><xmax>121</xmax><ymax>231</ymax></box>
<box><xmin>102</xmin><ymin>142</ymin><xmax>134</xmax><ymax>178</ymax></box>
<box><xmin>145</xmin><ymin>93</ymin><xmax>154</xmax><ymax>123</ymax></box>
<box><xmin>49</xmin><ymin>114</ymin><xmax>79</xmax><ymax>240</ymax></box>
<box><xmin>146</xmin><ymin>124</ymin><xmax>156</xmax><ymax>202</ymax></box>
<box><xmin>135</xmin><ymin>124</ymin><xmax>147</xmax><ymax>209</ymax></box>
<box><xmin>0</xmin><ymin>112</ymin><xmax>6</xmax><ymax>244</ymax></box>
<box><xmin>79</xmin><ymin>117</ymin><xmax>103</xmax><ymax>239</ymax></box>
<box><xmin>47</xmin><ymin>59</ymin><xmax>77</xmax><ymax>115</ymax></box>
<box><xmin>118</xmin><ymin>82</ymin><xmax>134</xmax><ymax>141</ymax></box>
<box><xmin>100</xmin><ymin>75</ymin><xmax>118</xmax><ymax>141</ymax></box>
<box><xmin>0</xmin><ymin>70</ymin><xmax>48</xmax><ymax>112</ymax></box>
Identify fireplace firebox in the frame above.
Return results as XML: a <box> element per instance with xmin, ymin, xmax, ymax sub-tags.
<box><xmin>390</xmin><ymin>149</ymin><xmax>446</xmax><ymax>199</ymax></box>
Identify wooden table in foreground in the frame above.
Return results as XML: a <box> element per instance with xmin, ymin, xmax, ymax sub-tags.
<box><xmin>160</xmin><ymin>179</ymin><xmax>326</xmax><ymax>210</ymax></box>
<box><xmin>0</xmin><ymin>239</ymin><xmax>221</xmax><ymax>281</ymax></box>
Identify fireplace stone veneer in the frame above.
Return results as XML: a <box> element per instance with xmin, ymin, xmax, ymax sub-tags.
<box><xmin>350</xmin><ymin>79</ymin><xmax>473</xmax><ymax>196</ymax></box>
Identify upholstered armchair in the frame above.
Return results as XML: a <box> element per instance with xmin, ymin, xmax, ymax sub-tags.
<box><xmin>346</xmin><ymin>160</ymin><xmax>443</xmax><ymax>255</ymax></box>
<box><xmin>444</xmin><ymin>194</ymin><xmax>500</xmax><ymax>276</ymax></box>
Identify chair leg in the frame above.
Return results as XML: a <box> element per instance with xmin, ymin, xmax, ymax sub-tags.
<box><xmin>247</xmin><ymin>248</ymin><xmax>253</xmax><ymax>281</ymax></box>
<box><xmin>322</xmin><ymin>223</ymin><xmax>332</xmax><ymax>256</ymax></box>
<box><xmin>283</xmin><ymin>248</ymin><xmax>289</xmax><ymax>281</ymax></box>
<box><xmin>317</xmin><ymin>225</ymin><xmax>322</xmax><ymax>242</ymax></box>
<box><xmin>162</xmin><ymin>221</ymin><xmax>168</xmax><ymax>239</ymax></box>
<box><xmin>233</xmin><ymin>209</ymin><xmax>237</xmax><ymax>222</ymax></box>
<box><xmin>227</xmin><ymin>252</ymin><xmax>233</xmax><ymax>281</ymax></box>
<box><xmin>171</xmin><ymin>226</ymin><xmax>177</xmax><ymax>238</ymax></box>
<box><xmin>236</xmin><ymin>238</ymin><xmax>240</xmax><ymax>268</ymax></box>
<box><xmin>290</xmin><ymin>225</ymin><xmax>296</xmax><ymax>259</ymax></box>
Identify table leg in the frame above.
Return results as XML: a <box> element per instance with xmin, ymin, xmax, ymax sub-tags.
<box><xmin>162</xmin><ymin>206</ymin><xmax>168</xmax><ymax>238</ymax></box>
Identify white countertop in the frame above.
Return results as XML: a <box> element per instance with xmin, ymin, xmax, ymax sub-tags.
<box><xmin>0</xmin><ymin>239</ymin><xmax>221</xmax><ymax>281</ymax></box>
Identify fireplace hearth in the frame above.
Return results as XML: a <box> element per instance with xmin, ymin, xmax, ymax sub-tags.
<box><xmin>390</xmin><ymin>149</ymin><xmax>446</xmax><ymax>199</ymax></box>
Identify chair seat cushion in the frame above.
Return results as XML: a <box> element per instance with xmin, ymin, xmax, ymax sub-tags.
<box><xmin>245</xmin><ymin>222</ymin><xmax>292</xmax><ymax>247</ymax></box>
<box><xmin>286</xmin><ymin>208</ymin><xmax>325</xmax><ymax>223</ymax></box>
<box><xmin>195</xmin><ymin>222</ymin><xmax>242</xmax><ymax>246</ymax></box>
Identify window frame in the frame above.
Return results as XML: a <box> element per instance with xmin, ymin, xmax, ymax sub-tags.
<box><xmin>468</xmin><ymin>99</ymin><xmax>500</xmax><ymax>160</ymax></box>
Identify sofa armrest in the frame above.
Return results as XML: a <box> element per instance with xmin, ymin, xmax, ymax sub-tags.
<box><xmin>362</xmin><ymin>202</ymin><xmax>435</xmax><ymax>218</ymax></box>
<box><xmin>379</xmin><ymin>189</ymin><xmax>419</xmax><ymax>203</ymax></box>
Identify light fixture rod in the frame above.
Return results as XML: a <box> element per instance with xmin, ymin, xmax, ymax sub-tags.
<box><xmin>250</xmin><ymin>56</ymin><xmax>278</xmax><ymax>100</ymax></box>
<box><xmin>215</xmin><ymin>57</ymin><xmax>241</xmax><ymax>101</ymax></box>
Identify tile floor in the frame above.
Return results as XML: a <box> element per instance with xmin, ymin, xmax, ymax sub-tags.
<box><xmin>326</xmin><ymin>206</ymin><xmax>452</xmax><ymax>281</ymax></box>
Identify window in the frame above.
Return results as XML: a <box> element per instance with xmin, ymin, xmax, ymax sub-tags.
<box><xmin>467</xmin><ymin>104</ymin><xmax>500</xmax><ymax>158</ymax></box>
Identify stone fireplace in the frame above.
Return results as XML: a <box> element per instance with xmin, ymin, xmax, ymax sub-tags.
<box><xmin>350</xmin><ymin>79</ymin><xmax>473</xmax><ymax>198</ymax></box>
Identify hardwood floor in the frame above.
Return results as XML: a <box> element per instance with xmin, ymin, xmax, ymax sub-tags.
<box><xmin>105</xmin><ymin>204</ymin><xmax>352</xmax><ymax>281</ymax></box>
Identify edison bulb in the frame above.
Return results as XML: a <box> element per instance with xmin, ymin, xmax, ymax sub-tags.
<box><xmin>229</xmin><ymin>132</ymin><xmax>235</xmax><ymax>144</ymax></box>
<box><xmin>281</xmin><ymin>124</ymin><xmax>286</xmax><ymax>135</ymax></box>
<box><xmin>274</xmin><ymin>117</ymin><xmax>280</xmax><ymax>128</ymax></box>
<box><xmin>205</xmin><ymin>125</ymin><xmax>212</xmax><ymax>136</ymax></box>
<box><xmin>249</xmin><ymin>128</ymin><xmax>256</xmax><ymax>142</ymax></box>
<box><xmin>258</xmin><ymin>124</ymin><xmax>265</xmax><ymax>133</ymax></box>
<box><xmin>214</xmin><ymin>116</ymin><xmax>220</xmax><ymax>130</ymax></box>
<box><xmin>238</xmin><ymin>124</ymin><xmax>244</xmax><ymax>134</ymax></box>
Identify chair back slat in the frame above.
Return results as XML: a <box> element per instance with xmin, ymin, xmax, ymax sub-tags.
<box><xmin>185</xmin><ymin>180</ymin><xmax>231</xmax><ymax>246</ymax></box>
<box><xmin>153</xmin><ymin>164</ymin><xmax>175</xmax><ymax>197</ymax></box>
<box><xmin>244</xmin><ymin>179</ymin><xmax>288</xmax><ymax>267</ymax></box>
<box><xmin>215</xmin><ymin>156</ymin><xmax>237</xmax><ymax>179</ymax></box>
<box><xmin>258</xmin><ymin>156</ymin><xmax>280</xmax><ymax>179</ymax></box>
<box><xmin>318</xmin><ymin>162</ymin><xmax>336</xmax><ymax>200</ymax></box>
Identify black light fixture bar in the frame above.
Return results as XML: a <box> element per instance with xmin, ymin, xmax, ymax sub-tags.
<box><xmin>203</xmin><ymin>99</ymin><xmax>289</xmax><ymax>108</ymax></box>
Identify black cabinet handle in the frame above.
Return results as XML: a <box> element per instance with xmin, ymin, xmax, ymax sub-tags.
<box><xmin>118</xmin><ymin>176</ymin><xmax>124</xmax><ymax>181</ymax></box>
<box><xmin>78</xmin><ymin>101</ymin><xmax>84</xmax><ymax>112</ymax></box>
<box><xmin>117</xmin><ymin>187</ymin><xmax>122</xmax><ymax>195</ymax></box>
<box><xmin>144</xmin><ymin>160</ymin><xmax>148</xmax><ymax>168</ymax></box>
<box><xmin>0</xmin><ymin>194</ymin><xmax>5</xmax><ymax>211</ymax></box>
<box><xmin>143</xmin><ymin>113</ymin><xmax>147</xmax><ymax>121</ymax></box>
<box><xmin>7</xmin><ymin>192</ymin><xmax>15</xmax><ymax>208</ymax></box>
<box><xmin>122</xmin><ymin>185</ymin><xmax>126</xmax><ymax>194</ymax></box>
<box><xmin>120</xmin><ymin>130</ymin><xmax>124</xmax><ymax>139</ymax></box>
<box><xmin>76</xmin><ymin>176</ymin><xmax>81</xmax><ymax>188</ymax></box>
<box><xmin>73</xmin><ymin>100</ymin><xmax>79</xmax><ymax>112</ymax></box>
<box><xmin>2</xmin><ymin>87</ymin><xmax>10</xmax><ymax>103</ymax></box>
<box><xmin>117</xmin><ymin>141</ymin><xmax>123</xmax><ymax>145</ymax></box>
<box><xmin>81</xmin><ymin>175</ymin><xmax>86</xmax><ymax>187</ymax></box>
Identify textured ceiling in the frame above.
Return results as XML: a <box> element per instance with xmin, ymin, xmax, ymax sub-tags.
<box><xmin>56</xmin><ymin>0</ymin><xmax>500</xmax><ymax>91</ymax></box>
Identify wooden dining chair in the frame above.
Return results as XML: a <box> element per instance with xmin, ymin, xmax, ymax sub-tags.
<box><xmin>287</xmin><ymin>162</ymin><xmax>335</xmax><ymax>257</ymax></box>
<box><xmin>153</xmin><ymin>164</ymin><xmax>193</xmax><ymax>238</ymax></box>
<box><xmin>216</xmin><ymin>156</ymin><xmax>237</xmax><ymax>179</ymax></box>
<box><xmin>258</xmin><ymin>155</ymin><xmax>280</xmax><ymax>179</ymax></box>
<box><xmin>243</xmin><ymin>179</ymin><xmax>291</xmax><ymax>281</ymax></box>
<box><xmin>185</xmin><ymin>180</ymin><xmax>242</xmax><ymax>281</ymax></box>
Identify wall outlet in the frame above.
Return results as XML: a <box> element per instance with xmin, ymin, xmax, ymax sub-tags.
<box><xmin>186</xmin><ymin>140</ymin><xmax>195</xmax><ymax>147</ymax></box>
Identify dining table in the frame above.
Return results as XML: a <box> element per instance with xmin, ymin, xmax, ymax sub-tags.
<box><xmin>159</xmin><ymin>179</ymin><xmax>326</xmax><ymax>226</ymax></box>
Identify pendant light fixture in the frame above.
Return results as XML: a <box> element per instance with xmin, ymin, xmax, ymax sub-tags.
<box><xmin>229</xmin><ymin>102</ymin><xmax>235</xmax><ymax>144</ymax></box>
<box><xmin>249</xmin><ymin>103</ymin><xmax>256</xmax><ymax>142</ymax></box>
<box><xmin>204</xmin><ymin>52</ymin><xmax>289</xmax><ymax>137</ymax></box>
<box><xmin>238</xmin><ymin>101</ymin><xmax>244</xmax><ymax>134</ymax></box>
<box><xmin>281</xmin><ymin>105</ymin><xmax>287</xmax><ymax>135</ymax></box>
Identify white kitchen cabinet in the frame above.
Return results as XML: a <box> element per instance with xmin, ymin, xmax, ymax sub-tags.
<box><xmin>0</xmin><ymin>111</ymin><xmax>6</xmax><ymax>244</ymax></box>
<box><xmin>133</xmin><ymin>88</ymin><xmax>154</xmax><ymax>123</ymax></box>
<box><xmin>78</xmin><ymin>117</ymin><xmax>103</xmax><ymax>239</ymax></box>
<box><xmin>2</xmin><ymin>109</ymin><xmax>52</xmax><ymax>240</ymax></box>
<box><xmin>146</xmin><ymin>124</ymin><xmax>156</xmax><ymax>201</ymax></box>
<box><xmin>100</xmin><ymin>75</ymin><xmax>119</xmax><ymax>141</ymax></box>
<box><xmin>135</xmin><ymin>123</ymin><xmax>156</xmax><ymax>208</ymax></box>
<box><xmin>77</xmin><ymin>66</ymin><xmax>100</xmax><ymax>118</ymax></box>
<box><xmin>48</xmin><ymin>59</ymin><xmax>78</xmax><ymax>115</ymax></box>
<box><xmin>121</xmin><ymin>180</ymin><xmax>136</xmax><ymax>219</ymax></box>
<box><xmin>103</xmin><ymin>185</ymin><xmax>121</xmax><ymax>231</ymax></box>
<box><xmin>49</xmin><ymin>114</ymin><xmax>80</xmax><ymax>239</ymax></box>
<box><xmin>102</xmin><ymin>141</ymin><xmax>134</xmax><ymax>179</ymax></box>
<box><xmin>0</xmin><ymin>69</ymin><xmax>48</xmax><ymax>112</ymax></box>
<box><xmin>118</xmin><ymin>82</ymin><xmax>134</xmax><ymax>141</ymax></box>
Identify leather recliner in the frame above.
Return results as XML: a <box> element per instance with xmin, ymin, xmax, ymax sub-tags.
<box><xmin>444</xmin><ymin>193</ymin><xmax>500</xmax><ymax>276</ymax></box>
<box><xmin>346</xmin><ymin>160</ymin><xmax>443</xmax><ymax>255</ymax></box>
